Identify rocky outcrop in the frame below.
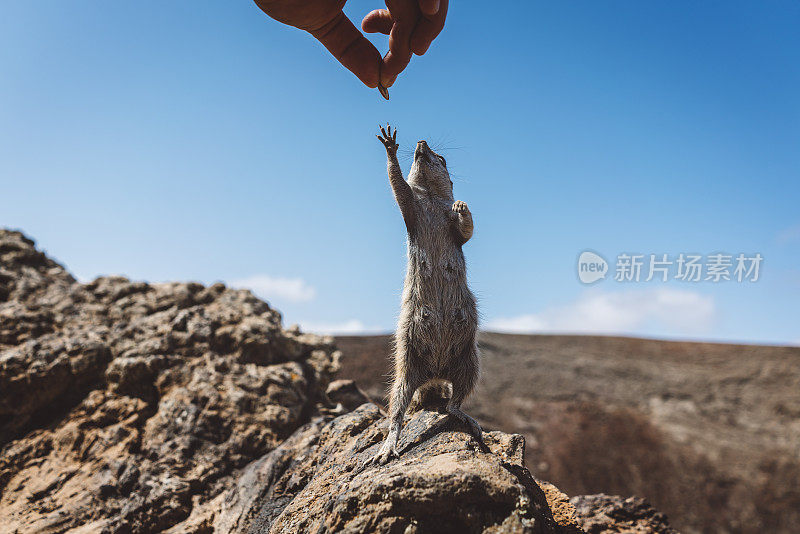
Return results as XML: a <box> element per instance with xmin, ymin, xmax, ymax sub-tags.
<box><xmin>0</xmin><ymin>230</ymin><xmax>340</xmax><ymax>532</ymax></box>
<box><xmin>0</xmin><ymin>230</ymin><xmax>678</xmax><ymax>533</ymax></box>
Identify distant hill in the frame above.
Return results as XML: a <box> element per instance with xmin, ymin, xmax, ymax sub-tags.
<box><xmin>335</xmin><ymin>333</ymin><xmax>800</xmax><ymax>533</ymax></box>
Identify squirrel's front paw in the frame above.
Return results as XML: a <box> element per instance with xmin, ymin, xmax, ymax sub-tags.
<box><xmin>369</xmin><ymin>434</ymin><xmax>400</xmax><ymax>465</ymax></box>
<box><xmin>377</xmin><ymin>124</ymin><xmax>398</xmax><ymax>154</ymax></box>
<box><xmin>452</xmin><ymin>200</ymin><xmax>470</xmax><ymax>215</ymax></box>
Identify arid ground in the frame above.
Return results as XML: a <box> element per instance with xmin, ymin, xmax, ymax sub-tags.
<box><xmin>335</xmin><ymin>333</ymin><xmax>800</xmax><ymax>534</ymax></box>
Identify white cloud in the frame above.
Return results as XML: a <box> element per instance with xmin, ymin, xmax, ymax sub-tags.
<box><xmin>299</xmin><ymin>319</ymin><xmax>387</xmax><ymax>336</ymax></box>
<box><xmin>230</xmin><ymin>274</ymin><xmax>316</xmax><ymax>303</ymax></box>
<box><xmin>486</xmin><ymin>288</ymin><xmax>715</xmax><ymax>336</ymax></box>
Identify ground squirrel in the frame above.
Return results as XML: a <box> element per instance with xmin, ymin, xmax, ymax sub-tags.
<box><xmin>372</xmin><ymin>125</ymin><xmax>481</xmax><ymax>465</ymax></box>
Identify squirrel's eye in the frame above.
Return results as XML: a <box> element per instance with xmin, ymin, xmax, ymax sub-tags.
<box><xmin>439</xmin><ymin>155</ymin><xmax>447</xmax><ymax>167</ymax></box>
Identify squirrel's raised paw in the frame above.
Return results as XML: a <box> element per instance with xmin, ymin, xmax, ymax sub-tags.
<box><xmin>377</xmin><ymin>124</ymin><xmax>399</xmax><ymax>154</ymax></box>
<box><xmin>452</xmin><ymin>200</ymin><xmax>469</xmax><ymax>215</ymax></box>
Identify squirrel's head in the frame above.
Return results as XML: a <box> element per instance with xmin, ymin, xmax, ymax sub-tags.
<box><xmin>408</xmin><ymin>140</ymin><xmax>453</xmax><ymax>201</ymax></box>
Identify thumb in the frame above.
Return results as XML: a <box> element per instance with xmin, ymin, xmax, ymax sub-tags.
<box><xmin>308</xmin><ymin>11</ymin><xmax>382</xmax><ymax>88</ymax></box>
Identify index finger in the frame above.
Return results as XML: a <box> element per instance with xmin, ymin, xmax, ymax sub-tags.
<box><xmin>309</xmin><ymin>11</ymin><xmax>382</xmax><ymax>88</ymax></box>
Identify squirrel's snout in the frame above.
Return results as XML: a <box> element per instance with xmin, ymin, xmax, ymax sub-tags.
<box><xmin>414</xmin><ymin>140</ymin><xmax>430</xmax><ymax>161</ymax></box>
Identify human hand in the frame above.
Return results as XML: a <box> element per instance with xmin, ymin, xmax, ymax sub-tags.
<box><xmin>254</xmin><ymin>0</ymin><xmax>448</xmax><ymax>93</ymax></box>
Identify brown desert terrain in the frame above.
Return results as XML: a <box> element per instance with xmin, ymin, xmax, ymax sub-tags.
<box><xmin>335</xmin><ymin>333</ymin><xmax>800</xmax><ymax>534</ymax></box>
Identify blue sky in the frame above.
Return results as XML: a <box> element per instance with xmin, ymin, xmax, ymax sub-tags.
<box><xmin>2</xmin><ymin>2</ymin><xmax>798</xmax><ymax>344</ymax></box>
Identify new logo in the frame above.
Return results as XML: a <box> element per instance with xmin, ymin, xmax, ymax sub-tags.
<box><xmin>578</xmin><ymin>251</ymin><xmax>608</xmax><ymax>284</ymax></box>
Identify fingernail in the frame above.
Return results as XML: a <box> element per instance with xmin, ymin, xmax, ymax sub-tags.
<box><xmin>378</xmin><ymin>59</ymin><xmax>391</xmax><ymax>97</ymax></box>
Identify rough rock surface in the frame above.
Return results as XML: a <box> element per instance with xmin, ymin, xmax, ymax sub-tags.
<box><xmin>0</xmin><ymin>230</ymin><xmax>678</xmax><ymax>533</ymax></box>
<box><xmin>0</xmin><ymin>230</ymin><xmax>340</xmax><ymax>532</ymax></box>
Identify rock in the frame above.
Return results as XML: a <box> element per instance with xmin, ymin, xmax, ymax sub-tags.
<box><xmin>203</xmin><ymin>405</ymin><xmax>584</xmax><ymax>534</ymax></box>
<box><xmin>570</xmin><ymin>494</ymin><xmax>678</xmax><ymax>534</ymax></box>
<box><xmin>0</xmin><ymin>230</ymin><xmax>339</xmax><ymax>532</ymax></box>
<box><xmin>0</xmin><ymin>230</ymin><xmax>678</xmax><ymax>533</ymax></box>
